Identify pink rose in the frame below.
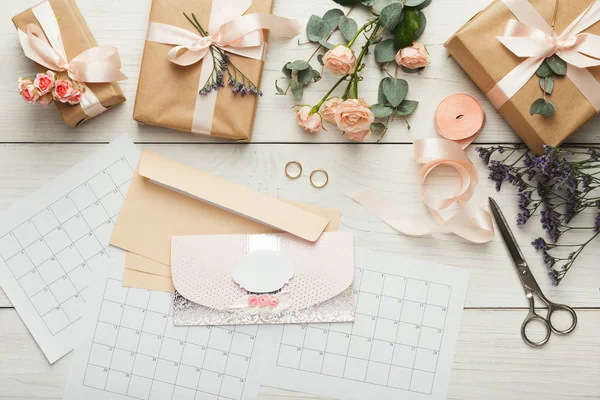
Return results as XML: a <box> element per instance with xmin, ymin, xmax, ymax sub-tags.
<box><xmin>320</xmin><ymin>97</ymin><xmax>342</xmax><ymax>124</ymax></box>
<box><xmin>53</xmin><ymin>79</ymin><xmax>74</xmax><ymax>103</ymax></box>
<box><xmin>395</xmin><ymin>42</ymin><xmax>430</xmax><ymax>70</ymax></box>
<box><xmin>248</xmin><ymin>296</ymin><xmax>258</xmax><ymax>307</ymax></box>
<box><xmin>18</xmin><ymin>77</ymin><xmax>33</xmax><ymax>92</ymax></box>
<box><xmin>21</xmin><ymin>84</ymin><xmax>39</xmax><ymax>104</ymax></box>
<box><xmin>268</xmin><ymin>296</ymin><xmax>280</xmax><ymax>308</ymax></box>
<box><xmin>322</xmin><ymin>45</ymin><xmax>356</xmax><ymax>75</ymax></box>
<box><xmin>334</xmin><ymin>98</ymin><xmax>374</xmax><ymax>140</ymax></box>
<box><xmin>67</xmin><ymin>89</ymin><xmax>82</xmax><ymax>105</ymax></box>
<box><xmin>34</xmin><ymin>71</ymin><xmax>55</xmax><ymax>95</ymax></box>
<box><xmin>295</xmin><ymin>105</ymin><xmax>322</xmax><ymax>133</ymax></box>
<box><xmin>39</xmin><ymin>93</ymin><xmax>54</xmax><ymax>107</ymax></box>
<box><xmin>257</xmin><ymin>295</ymin><xmax>269</xmax><ymax>307</ymax></box>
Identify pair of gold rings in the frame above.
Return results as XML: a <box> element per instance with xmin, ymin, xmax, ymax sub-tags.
<box><xmin>285</xmin><ymin>161</ymin><xmax>329</xmax><ymax>189</ymax></box>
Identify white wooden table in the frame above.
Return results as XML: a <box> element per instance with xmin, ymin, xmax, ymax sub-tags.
<box><xmin>1</xmin><ymin>0</ymin><xmax>599</xmax><ymax>399</ymax></box>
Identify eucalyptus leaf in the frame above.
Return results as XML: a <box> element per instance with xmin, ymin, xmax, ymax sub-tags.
<box><xmin>395</xmin><ymin>99</ymin><xmax>419</xmax><ymax>115</ymax></box>
<box><xmin>415</xmin><ymin>0</ymin><xmax>432</xmax><ymax>9</ymax></box>
<box><xmin>379</xmin><ymin>3</ymin><xmax>404</xmax><ymax>30</ymax></box>
<box><xmin>311</xmin><ymin>69</ymin><xmax>322</xmax><ymax>83</ymax></box>
<box><xmin>535</xmin><ymin>61</ymin><xmax>553</xmax><ymax>78</ymax></box>
<box><xmin>370</xmin><ymin>122</ymin><xmax>387</xmax><ymax>135</ymax></box>
<box><xmin>373</xmin><ymin>0</ymin><xmax>401</xmax><ymax>14</ymax></box>
<box><xmin>287</xmin><ymin>60</ymin><xmax>310</xmax><ymax>71</ymax></box>
<box><xmin>546</xmin><ymin>54</ymin><xmax>567</xmax><ymax>76</ymax></box>
<box><xmin>404</xmin><ymin>0</ymin><xmax>427</xmax><ymax>6</ymax></box>
<box><xmin>319</xmin><ymin>39</ymin><xmax>335</xmax><ymax>49</ymax></box>
<box><xmin>339</xmin><ymin>17</ymin><xmax>358</xmax><ymax>41</ymax></box>
<box><xmin>306</xmin><ymin>15</ymin><xmax>330</xmax><ymax>43</ymax></box>
<box><xmin>290</xmin><ymin>79</ymin><xmax>303</xmax><ymax>99</ymax></box>
<box><xmin>298</xmin><ymin>67</ymin><xmax>314</xmax><ymax>85</ymax></box>
<box><xmin>282</xmin><ymin>64</ymin><xmax>293</xmax><ymax>79</ymax></box>
<box><xmin>323</xmin><ymin>8</ymin><xmax>344</xmax><ymax>30</ymax></box>
<box><xmin>333</xmin><ymin>0</ymin><xmax>363</xmax><ymax>5</ymax></box>
<box><xmin>381</xmin><ymin>77</ymin><xmax>409</xmax><ymax>107</ymax></box>
<box><xmin>362</xmin><ymin>0</ymin><xmax>375</xmax><ymax>5</ymax></box>
<box><xmin>317</xmin><ymin>54</ymin><xmax>324</xmax><ymax>66</ymax></box>
<box><xmin>402</xmin><ymin>66</ymin><xmax>424</xmax><ymax>74</ymax></box>
<box><xmin>540</xmin><ymin>102</ymin><xmax>554</xmax><ymax>117</ymax></box>
<box><xmin>370</xmin><ymin>103</ymin><xmax>394</xmax><ymax>118</ymax></box>
<box><xmin>394</xmin><ymin>8</ymin><xmax>421</xmax><ymax>49</ymax></box>
<box><xmin>530</xmin><ymin>98</ymin><xmax>555</xmax><ymax>117</ymax></box>
<box><xmin>275</xmin><ymin>80</ymin><xmax>285</xmax><ymax>95</ymax></box>
<box><xmin>374</xmin><ymin>39</ymin><xmax>396</xmax><ymax>63</ymax></box>
<box><xmin>539</xmin><ymin>76</ymin><xmax>554</xmax><ymax>94</ymax></box>
<box><xmin>414</xmin><ymin>11</ymin><xmax>426</xmax><ymax>40</ymax></box>
<box><xmin>378</xmin><ymin>79</ymin><xmax>388</xmax><ymax>104</ymax></box>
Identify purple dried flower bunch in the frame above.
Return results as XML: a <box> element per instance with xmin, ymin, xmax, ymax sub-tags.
<box><xmin>184</xmin><ymin>13</ymin><xmax>263</xmax><ymax>98</ymax></box>
<box><xmin>477</xmin><ymin>144</ymin><xmax>600</xmax><ymax>286</ymax></box>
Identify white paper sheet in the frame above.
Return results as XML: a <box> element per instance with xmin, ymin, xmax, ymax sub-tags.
<box><xmin>64</xmin><ymin>261</ymin><xmax>270</xmax><ymax>400</ymax></box>
<box><xmin>0</xmin><ymin>135</ymin><xmax>140</xmax><ymax>363</ymax></box>
<box><xmin>256</xmin><ymin>249</ymin><xmax>470</xmax><ymax>400</ymax></box>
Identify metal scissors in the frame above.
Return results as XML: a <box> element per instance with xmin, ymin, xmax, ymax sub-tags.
<box><xmin>489</xmin><ymin>198</ymin><xmax>577</xmax><ymax>347</ymax></box>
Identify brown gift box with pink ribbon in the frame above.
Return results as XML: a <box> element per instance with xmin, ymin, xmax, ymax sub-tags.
<box><xmin>445</xmin><ymin>0</ymin><xmax>600</xmax><ymax>154</ymax></box>
<box><xmin>12</xmin><ymin>0</ymin><xmax>126</xmax><ymax>127</ymax></box>
<box><xmin>133</xmin><ymin>0</ymin><xmax>276</xmax><ymax>141</ymax></box>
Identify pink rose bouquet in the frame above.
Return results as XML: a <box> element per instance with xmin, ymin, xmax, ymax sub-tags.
<box><xmin>17</xmin><ymin>71</ymin><xmax>83</xmax><ymax>107</ymax></box>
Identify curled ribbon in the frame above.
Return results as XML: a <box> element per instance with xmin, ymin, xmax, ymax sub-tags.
<box><xmin>145</xmin><ymin>0</ymin><xmax>302</xmax><ymax>135</ymax></box>
<box><xmin>487</xmin><ymin>0</ymin><xmax>600</xmax><ymax>111</ymax></box>
<box><xmin>434</xmin><ymin>93</ymin><xmax>485</xmax><ymax>149</ymax></box>
<box><xmin>16</xmin><ymin>1</ymin><xmax>127</xmax><ymax>118</ymax></box>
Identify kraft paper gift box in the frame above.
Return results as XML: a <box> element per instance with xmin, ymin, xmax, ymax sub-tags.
<box><xmin>12</xmin><ymin>0</ymin><xmax>126</xmax><ymax>127</ymax></box>
<box><xmin>134</xmin><ymin>0</ymin><xmax>279</xmax><ymax>141</ymax></box>
<box><xmin>445</xmin><ymin>0</ymin><xmax>600</xmax><ymax>154</ymax></box>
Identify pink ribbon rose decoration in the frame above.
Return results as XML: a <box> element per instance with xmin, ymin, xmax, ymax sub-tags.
<box><xmin>487</xmin><ymin>0</ymin><xmax>600</xmax><ymax>110</ymax></box>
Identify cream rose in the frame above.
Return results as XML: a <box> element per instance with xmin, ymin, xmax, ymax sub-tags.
<box><xmin>322</xmin><ymin>45</ymin><xmax>356</xmax><ymax>75</ymax></box>
<box><xmin>320</xmin><ymin>97</ymin><xmax>343</xmax><ymax>123</ymax></box>
<box><xmin>53</xmin><ymin>79</ymin><xmax>74</xmax><ymax>103</ymax></box>
<box><xmin>395</xmin><ymin>42</ymin><xmax>430</xmax><ymax>69</ymax></box>
<box><xmin>295</xmin><ymin>105</ymin><xmax>322</xmax><ymax>133</ymax></box>
<box><xmin>334</xmin><ymin>98</ymin><xmax>374</xmax><ymax>139</ymax></box>
<box><xmin>18</xmin><ymin>78</ymin><xmax>33</xmax><ymax>92</ymax></box>
<box><xmin>34</xmin><ymin>71</ymin><xmax>55</xmax><ymax>95</ymax></box>
<box><xmin>21</xmin><ymin>84</ymin><xmax>39</xmax><ymax>104</ymax></box>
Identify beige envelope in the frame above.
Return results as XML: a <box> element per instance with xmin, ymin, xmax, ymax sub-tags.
<box><xmin>110</xmin><ymin>151</ymin><xmax>341</xmax><ymax>292</ymax></box>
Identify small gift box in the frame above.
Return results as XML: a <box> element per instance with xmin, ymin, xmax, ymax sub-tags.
<box><xmin>12</xmin><ymin>0</ymin><xmax>127</xmax><ymax>127</ymax></box>
<box><xmin>133</xmin><ymin>0</ymin><xmax>301</xmax><ymax>141</ymax></box>
<box><xmin>445</xmin><ymin>0</ymin><xmax>600</xmax><ymax>154</ymax></box>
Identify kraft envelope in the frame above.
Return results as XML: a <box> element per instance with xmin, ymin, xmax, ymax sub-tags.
<box><xmin>110</xmin><ymin>151</ymin><xmax>340</xmax><ymax>288</ymax></box>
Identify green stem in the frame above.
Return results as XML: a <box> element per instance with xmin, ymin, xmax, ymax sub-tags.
<box><xmin>312</xmin><ymin>75</ymin><xmax>348</xmax><ymax>112</ymax></box>
<box><xmin>347</xmin><ymin>20</ymin><xmax>374</xmax><ymax>47</ymax></box>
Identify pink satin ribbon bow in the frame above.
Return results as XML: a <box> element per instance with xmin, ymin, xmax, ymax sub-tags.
<box><xmin>146</xmin><ymin>0</ymin><xmax>303</xmax><ymax>66</ymax></box>
<box><xmin>17</xmin><ymin>1</ymin><xmax>126</xmax><ymax>117</ymax></box>
<box><xmin>487</xmin><ymin>0</ymin><xmax>600</xmax><ymax>110</ymax></box>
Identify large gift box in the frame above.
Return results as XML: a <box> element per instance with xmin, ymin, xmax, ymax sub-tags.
<box><xmin>134</xmin><ymin>0</ymin><xmax>282</xmax><ymax>141</ymax></box>
<box><xmin>445</xmin><ymin>0</ymin><xmax>600</xmax><ymax>153</ymax></box>
<box><xmin>12</xmin><ymin>0</ymin><xmax>126</xmax><ymax>127</ymax></box>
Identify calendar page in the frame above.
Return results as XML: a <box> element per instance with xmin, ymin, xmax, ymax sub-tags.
<box><xmin>64</xmin><ymin>261</ymin><xmax>270</xmax><ymax>400</ymax></box>
<box><xmin>256</xmin><ymin>249</ymin><xmax>470</xmax><ymax>400</ymax></box>
<box><xmin>0</xmin><ymin>135</ymin><xmax>139</xmax><ymax>363</ymax></box>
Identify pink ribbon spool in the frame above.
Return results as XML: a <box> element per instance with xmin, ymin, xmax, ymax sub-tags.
<box><xmin>434</xmin><ymin>93</ymin><xmax>485</xmax><ymax>149</ymax></box>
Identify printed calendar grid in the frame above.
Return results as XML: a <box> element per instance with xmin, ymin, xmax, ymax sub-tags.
<box><xmin>82</xmin><ymin>279</ymin><xmax>258</xmax><ymax>400</ymax></box>
<box><xmin>0</xmin><ymin>158</ymin><xmax>134</xmax><ymax>337</ymax></box>
<box><xmin>275</xmin><ymin>267</ymin><xmax>452</xmax><ymax>396</ymax></box>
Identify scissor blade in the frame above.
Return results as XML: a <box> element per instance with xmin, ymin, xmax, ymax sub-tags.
<box><xmin>489</xmin><ymin>198</ymin><xmax>528</xmax><ymax>267</ymax></box>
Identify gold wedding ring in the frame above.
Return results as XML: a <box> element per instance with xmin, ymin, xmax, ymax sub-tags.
<box><xmin>310</xmin><ymin>169</ymin><xmax>329</xmax><ymax>189</ymax></box>
<box><xmin>284</xmin><ymin>161</ymin><xmax>302</xmax><ymax>179</ymax></box>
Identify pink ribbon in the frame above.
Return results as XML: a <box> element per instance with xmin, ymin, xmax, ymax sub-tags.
<box><xmin>17</xmin><ymin>1</ymin><xmax>127</xmax><ymax>117</ymax></box>
<box><xmin>487</xmin><ymin>0</ymin><xmax>600</xmax><ymax>111</ymax></box>
<box><xmin>145</xmin><ymin>0</ymin><xmax>302</xmax><ymax>135</ymax></box>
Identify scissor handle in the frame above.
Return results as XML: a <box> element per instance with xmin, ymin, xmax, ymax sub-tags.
<box><xmin>521</xmin><ymin>311</ymin><xmax>551</xmax><ymax>347</ymax></box>
<box><xmin>547</xmin><ymin>302</ymin><xmax>578</xmax><ymax>335</ymax></box>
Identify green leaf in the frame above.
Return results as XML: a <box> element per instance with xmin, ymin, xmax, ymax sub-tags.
<box><xmin>370</xmin><ymin>104</ymin><xmax>394</xmax><ymax>118</ymax></box>
<box><xmin>374</xmin><ymin>39</ymin><xmax>397</xmax><ymax>63</ymax></box>
<box><xmin>286</xmin><ymin>60</ymin><xmax>310</xmax><ymax>71</ymax></box>
<box><xmin>394</xmin><ymin>8</ymin><xmax>421</xmax><ymax>49</ymax></box>
<box><xmin>323</xmin><ymin>9</ymin><xmax>344</xmax><ymax>30</ymax></box>
<box><xmin>395</xmin><ymin>99</ymin><xmax>419</xmax><ymax>115</ymax></box>
<box><xmin>540</xmin><ymin>102</ymin><xmax>554</xmax><ymax>117</ymax></box>
<box><xmin>415</xmin><ymin>0</ymin><xmax>432</xmax><ymax>9</ymax></box>
<box><xmin>404</xmin><ymin>0</ymin><xmax>428</xmax><ymax>6</ymax></box>
<box><xmin>373</xmin><ymin>0</ymin><xmax>401</xmax><ymax>14</ymax></box>
<box><xmin>319</xmin><ymin>39</ymin><xmax>335</xmax><ymax>50</ymax></box>
<box><xmin>546</xmin><ymin>54</ymin><xmax>567</xmax><ymax>76</ymax></box>
<box><xmin>275</xmin><ymin>80</ymin><xmax>285</xmax><ymax>95</ymax></box>
<box><xmin>378</xmin><ymin>79</ymin><xmax>388</xmax><ymax>104</ymax></box>
<box><xmin>311</xmin><ymin>69</ymin><xmax>322</xmax><ymax>83</ymax></box>
<box><xmin>370</xmin><ymin>122</ymin><xmax>387</xmax><ymax>135</ymax></box>
<box><xmin>339</xmin><ymin>17</ymin><xmax>358</xmax><ymax>41</ymax></box>
<box><xmin>530</xmin><ymin>98</ymin><xmax>545</xmax><ymax>115</ymax></box>
<box><xmin>333</xmin><ymin>0</ymin><xmax>363</xmax><ymax>5</ymax></box>
<box><xmin>530</xmin><ymin>98</ymin><xmax>554</xmax><ymax>117</ymax></box>
<box><xmin>306</xmin><ymin>15</ymin><xmax>330</xmax><ymax>43</ymax></box>
<box><xmin>414</xmin><ymin>11</ymin><xmax>426</xmax><ymax>40</ymax></box>
<box><xmin>361</xmin><ymin>0</ymin><xmax>375</xmax><ymax>6</ymax></box>
<box><xmin>381</xmin><ymin>77</ymin><xmax>409</xmax><ymax>107</ymax></box>
<box><xmin>535</xmin><ymin>60</ymin><xmax>554</xmax><ymax>78</ymax></box>
<box><xmin>298</xmin><ymin>67</ymin><xmax>314</xmax><ymax>85</ymax></box>
<box><xmin>290</xmin><ymin>79</ymin><xmax>303</xmax><ymax>99</ymax></box>
<box><xmin>317</xmin><ymin>54</ymin><xmax>324</xmax><ymax>66</ymax></box>
<box><xmin>379</xmin><ymin>3</ymin><xmax>404</xmax><ymax>30</ymax></box>
<box><xmin>402</xmin><ymin>66</ymin><xmax>424</xmax><ymax>74</ymax></box>
<box><xmin>282</xmin><ymin>64</ymin><xmax>293</xmax><ymax>79</ymax></box>
<box><xmin>539</xmin><ymin>76</ymin><xmax>554</xmax><ymax>95</ymax></box>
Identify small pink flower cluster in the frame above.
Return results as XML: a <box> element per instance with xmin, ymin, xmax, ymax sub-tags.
<box><xmin>295</xmin><ymin>97</ymin><xmax>375</xmax><ymax>142</ymax></box>
<box><xmin>248</xmin><ymin>294</ymin><xmax>279</xmax><ymax>308</ymax></box>
<box><xmin>18</xmin><ymin>71</ymin><xmax>83</xmax><ymax>106</ymax></box>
